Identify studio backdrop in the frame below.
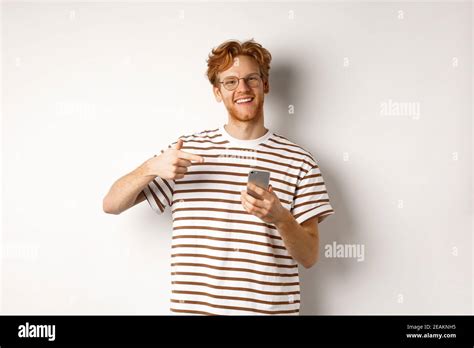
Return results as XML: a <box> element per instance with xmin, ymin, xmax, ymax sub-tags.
<box><xmin>2</xmin><ymin>1</ymin><xmax>472</xmax><ymax>314</ymax></box>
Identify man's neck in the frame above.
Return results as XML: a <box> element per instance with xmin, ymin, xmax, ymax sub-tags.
<box><xmin>224</xmin><ymin>118</ymin><xmax>267</xmax><ymax>140</ymax></box>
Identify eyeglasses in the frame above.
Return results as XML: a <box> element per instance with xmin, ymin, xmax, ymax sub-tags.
<box><xmin>218</xmin><ymin>73</ymin><xmax>263</xmax><ymax>91</ymax></box>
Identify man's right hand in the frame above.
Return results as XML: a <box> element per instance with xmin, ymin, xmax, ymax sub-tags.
<box><xmin>144</xmin><ymin>138</ymin><xmax>205</xmax><ymax>180</ymax></box>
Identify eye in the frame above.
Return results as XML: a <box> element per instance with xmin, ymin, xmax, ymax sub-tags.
<box><xmin>224</xmin><ymin>79</ymin><xmax>237</xmax><ymax>87</ymax></box>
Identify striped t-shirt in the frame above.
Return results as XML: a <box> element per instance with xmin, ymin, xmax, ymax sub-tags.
<box><xmin>142</xmin><ymin>125</ymin><xmax>335</xmax><ymax>315</ymax></box>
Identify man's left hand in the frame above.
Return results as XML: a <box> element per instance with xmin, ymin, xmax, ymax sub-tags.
<box><xmin>240</xmin><ymin>182</ymin><xmax>288</xmax><ymax>225</ymax></box>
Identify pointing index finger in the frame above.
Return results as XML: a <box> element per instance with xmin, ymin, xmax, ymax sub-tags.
<box><xmin>177</xmin><ymin>150</ymin><xmax>205</xmax><ymax>163</ymax></box>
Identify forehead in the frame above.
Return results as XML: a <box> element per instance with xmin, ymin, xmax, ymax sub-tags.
<box><xmin>219</xmin><ymin>55</ymin><xmax>260</xmax><ymax>78</ymax></box>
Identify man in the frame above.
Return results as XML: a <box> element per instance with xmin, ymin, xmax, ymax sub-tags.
<box><xmin>103</xmin><ymin>39</ymin><xmax>335</xmax><ymax>315</ymax></box>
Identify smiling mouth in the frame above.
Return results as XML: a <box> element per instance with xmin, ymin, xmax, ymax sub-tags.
<box><xmin>235</xmin><ymin>97</ymin><xmax>255</xmax><ymax>104</ymax></box>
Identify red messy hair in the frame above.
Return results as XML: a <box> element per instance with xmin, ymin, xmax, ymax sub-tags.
<box><xmin>206</xmin><ymin>39</ymin><xmax>272</xmax><ymax>87</ymax></box>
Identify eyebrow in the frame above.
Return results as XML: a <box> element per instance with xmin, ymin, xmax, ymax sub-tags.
<box><xmin>222</xmin><ymin>72</ymin><xmax>260</xmax><ymax>79</ymax></box>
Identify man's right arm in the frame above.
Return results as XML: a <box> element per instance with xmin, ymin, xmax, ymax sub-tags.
<box><xmin>102</xmin><ymin>138</ymin><xmax>204</xmax><ymax>215</ymax></box>
<box><xmin>102</xmin><ymin>159</ymin><xmax>156</xmax><ymax>215</ymax></box>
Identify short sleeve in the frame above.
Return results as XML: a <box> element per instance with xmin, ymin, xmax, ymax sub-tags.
<box><xmin>291</xmin><ymin>162</ymin><xmax>335</xmax><ymax>225</ymax></box>
<box><xmin>142</xmin><ymin>142</ymin><xmax>176</xmax><ymax>215</ymax></box>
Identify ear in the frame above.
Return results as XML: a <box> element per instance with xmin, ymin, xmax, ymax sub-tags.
<box><xmin>213</xmin><ymin>85</ymin><xmax>223</xmax><ymax>102</ymax></box>
<box><xmin>263</xmin><ymin>78</ymin><xmax>270</xmax><ymax>94</ymax></box>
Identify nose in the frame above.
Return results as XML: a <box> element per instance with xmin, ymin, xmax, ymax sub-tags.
<box><xmin>235</xmin><ymin>77</ymin><xmax>251</xmax><ymax>93</ymax></box>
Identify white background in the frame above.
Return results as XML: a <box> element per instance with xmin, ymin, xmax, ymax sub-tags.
<box><xmin>1</xmin><ymin>1</ymin><xmax>472</xmax><ymax>314</ymax></box>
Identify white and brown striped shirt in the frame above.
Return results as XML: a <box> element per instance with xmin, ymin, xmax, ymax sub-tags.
<box><xmin>142</xmin><ymin>125</ymin><xmax>335</xmax><ymax>315</ymax></box>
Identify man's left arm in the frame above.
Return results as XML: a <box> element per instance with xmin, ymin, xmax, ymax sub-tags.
<box><xmin>274</xmin><ymin>210</ymin><xmax>319</xmax><ymax>269</ymax></box>
<box><xmin>241</xmin><ymin>182</ymin><xmax>320</xmax><ymax>269</ymax></box>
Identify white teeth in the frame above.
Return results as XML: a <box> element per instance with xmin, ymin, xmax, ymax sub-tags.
<box><xmin>236</xmin><ymin>98</ymin><xmax>253</xmax><ymax>104</ymax></box>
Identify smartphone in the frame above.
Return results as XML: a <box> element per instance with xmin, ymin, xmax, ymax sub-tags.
<box><xmin>247</xmin><ymin>170</ymin><xmax>270</xmax><ymax>198</ymax></box>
